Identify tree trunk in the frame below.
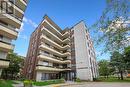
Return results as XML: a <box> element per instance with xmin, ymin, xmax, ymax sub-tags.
<box><xmin>120</xmin><ymin>71</ymin><xmax>123</xmax><ymax>80</ymax></box>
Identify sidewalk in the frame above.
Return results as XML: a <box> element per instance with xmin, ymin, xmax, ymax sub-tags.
<box><xmin>12</xmin><ymin>81</ymin><xmax>79</xmax><ymax>87</ymax></box>
<box><xmin>12</xmin><ymin>81</ymin><xmax>23</xmax><ymax>87</ymax></box>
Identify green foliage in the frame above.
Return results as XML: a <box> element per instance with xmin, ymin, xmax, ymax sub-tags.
<box><xmin>124</xmin><ymin>46</ymin><xmax>130</xmax><ymax>69</ymax></box>
<box><xmin>75</xmin><ymin>78</ymin><xmax>81</xmax><ymax>82</ymax></box>
<box><xmin>93</xmin><ymin>78</ymin><xmax>98</xmax><ymax>81</ymax></box>
<box><xmin>0</xmin><ymin>80</ymin><xmax>13</xmax><ymax>87</ymax></box>
<box><xmin>33</xmin><ymin>79</ymin><xmax>65</xmax><ymax>86</ymax></box>
<box><xmin>92</xmin><ymin>0</ymin><xmax>130</xmax><ymax>53</ymax></box>
<box><xmin>110</xmin><ymin>51</ymin><xmax>126</xmax><ymax>80</ymax></box>
<box><xmin>23</xmin><ymin>80</ymin><xmax>32</xmax><ymax>86</ymax></box>
<box><xmin>98</xmin><ymin>60</ymin><xmax>111</xmax><ymax>77</ymax></box>
<box><xmin>97</xmin><ymin>76</ymin><xmax>130</xmax><ymax>82</ymax></box>
<box><xmin>2</xmin><ymin>52</ymin><xmax>24</xmax><ymax>80</ymax></box>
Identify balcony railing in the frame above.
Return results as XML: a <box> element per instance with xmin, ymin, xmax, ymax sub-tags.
<box><xmin>23</xmin><ymin>0</ymin><xmax>28</xmax><ymax>3</ymax></box>
<box><xmin>9</xmin><ymin>0</ymin><xmax>24</xmax><ymax>12</ymax></box>
<box><xmin>39</xmin><ymin>53</ymin><xmax>63</xmax><ymax>61</ymax></box>
<box><xmin>0</xmin><ymin>40</ymin><xmax>14</xmax><ymax>47</ymax></box>
<box><xmin>0</xmin><ymin>22</ymin><xmax>18</xmax><ymax>33</ymax></box>
<box><xmin>0</xmin><ymin>58</ymin><xmax>10</xmax><ymax>68</ymax></box>
<box><xmin>36</xmin><ymin>64</ymin><xmax>71</xmax><ymax>70</ymax></box>
<box><xmin>10</xmin><ymin>14</ymin><xmax>22</xmax><ymax>22</ymax></box>
<box><xmin>0</xmin><ymin>7</ymin><xmax>22</xmax><ymax>22</ymax></box>
<box><xmin>41</xmin><ymin>35</ymin><xmax>70</xmax><ymax>50</ymax></box>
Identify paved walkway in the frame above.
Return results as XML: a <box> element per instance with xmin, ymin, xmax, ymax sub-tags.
<box><xmin>61</xmin><ymin>82</ymin><xmax>130</xmax><ymax>87</ymax></box>
<box><xmin>12</xmin><ymin>81</ymin><xmax>23</xmax><ymax>87</ymax></box>
<box><xmin>13</xmin><ymin>81</ymin><xmax>130</xmax><ymax>87</ymax></box>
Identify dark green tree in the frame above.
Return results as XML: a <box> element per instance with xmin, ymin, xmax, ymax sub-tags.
<box><xmin>110</xmin><ymin>51</ymin><xmax>126</xmax><ymax>80</ymax></box>
<box><xmin>2</xmin><ymin>52</ymin><xmax>24</xmax><ymax>80</ymax></box>
<box><xmin>124</xmin><ymin>46</ymin><xmax>130</xmax><ymax>69</ymax></box>
<box><xmin>98</xmin><ymin>60</ymin><xmax>110</xmax><ymax>78</ymax></box>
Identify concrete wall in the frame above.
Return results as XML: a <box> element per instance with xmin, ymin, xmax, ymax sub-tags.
<box><xmin>36</xmin><ymin>71</ymin><xmax>42</xmax><ymax>81</ymax></box>
<box><xmin>73</xmin><ymin>21</ymin><xmax>93</xmax><ymax>81</ymax></box>
<box><xmin>0</xmin><ymin>69</ymin><xmax>2</xmax><ymax>77</ymax></box>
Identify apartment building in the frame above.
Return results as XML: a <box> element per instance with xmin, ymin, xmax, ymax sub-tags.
<box><xmin>0</xmin><ymin>0</ymin><xmax>28</xmax><ymax>76</ymax></box>
<box><xmin>24</xmin><ymin>15</ymin><xmax>98</xmax><ymax>81</ymax></box>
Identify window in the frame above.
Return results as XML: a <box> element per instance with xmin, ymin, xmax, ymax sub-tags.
<box><xmin>44</xmin><ymin>51</ymin><xmax>50</xmax><ymax>55</ymax></box>
<box><xmin>88</xmin><ymin>49</ymin><xmax>90</xmax><ymax>55</ymax></box>
<box><xmin>41</xmin><ymin>73</ymin><xmax>45</xmax><ymax>80</ymax></box>
<box><xmin>45</xmin><ymin>43</ymin><xmax>50</xmax><ymax>47</ymax></box>
<box><xmin>53</xmin><ymin>63</ymin><xmax>59</xmax><ymax>68</ymax></box>
<box><xmin>87</xmin><ymin>42</ymin><xmax>89</xmax><ymax>47</ymax></box>
<box><xmin>41</xmin><ymin>73</ymin><xmax>49</xmax><ymax>80</ymax></box>
<box><xmin>43</xmin><ymin>61</ymin><xmax>49</xmax><ymax>66</ymax></box>
<box><xmin>0</xmin><ymin>35</ymin><xmax>3</xmax><ymax>40</ymax></box>
<box><xmin>86</xmin><ymin>35</ymin><xmax>88</xmax><ymax>40</ymax></box>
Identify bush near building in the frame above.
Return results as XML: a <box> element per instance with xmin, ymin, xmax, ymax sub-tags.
<box><xmin>24</xmin><ymin>79</ymin><xmax>65</xmax><ymax>86</ymax></box>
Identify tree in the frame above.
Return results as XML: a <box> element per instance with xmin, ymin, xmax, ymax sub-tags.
<box><xmin>110</xmin><ymin>51</ymin><xmax>126</xmax><ymax>80</ymax></box>
<box><xmin>2</xmin><ymin>52</ymin><xmax>24</xmax><ymax>80</ymax></box>
<box><xmin>98</xmin><ymin>60</ymin><xmax>110</xmax><ymax>78</ymax></box>
<box><xmin>124</xmin><ymin>46</ymin><xmax>130</xmax><ymax>69</ymax></box>
<box><xmin>93</xmin><ymin>0</ymin><xmax>130</xmax><ymax>53</ymax></box>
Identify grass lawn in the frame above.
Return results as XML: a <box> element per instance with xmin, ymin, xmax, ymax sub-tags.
<box><xmin>0</xmin><ymin>80</ymin><xmax>13</xmax><ymax>87</ymax></box>
<box><xmin>96</xmin><ymin>77</ymin><xmax>130</xmax><ymax>82</ymax></box>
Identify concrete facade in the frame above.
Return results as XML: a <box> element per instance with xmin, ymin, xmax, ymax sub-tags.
<box><xmin>73</xmin><ymin>22</ymin><xmax>93</xmax><ymax>81</ymax></box>
<box><xmin>0</xmin><ymin>0</ymin><xmax>28</xmax><ymax>77</ymax></box>
<box><xmin>72</xmin><ymin>21</ymin><xmax>98</xmax><ymax>81</ymax></box>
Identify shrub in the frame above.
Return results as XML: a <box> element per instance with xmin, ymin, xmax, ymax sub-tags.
<box><xmin>23</xmin><ymin>80</ymin><xmax>32</xmax><ymax>87</ymax></box>
<box><xmin>33</xmin><ymin>79</ymin><xmax>65</xmax><ymax>86</ymax></box>
<box><xmin>93</xmin><ymin>78</ymin><xmax>98</xmax><ymax>81</ymax></box>
<box><xmin>76</xmin><ymin>78</ymin><xmax>81</xmax><ymax>82</ymax></box>
<box><xmin>59</xmin><ymin>78</ymin><xmax>65</xmax><ymax>83</ymax></box>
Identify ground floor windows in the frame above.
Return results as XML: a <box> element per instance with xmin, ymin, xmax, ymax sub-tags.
<box><xmin>41</xmin><ymin>73</ymin><xmax>59</xmax><ymax>80</ymax></box>
<box><xmin>38</xmin><ymin>71</ymin><xmax>75</xmax><ymax>81</ymax></box>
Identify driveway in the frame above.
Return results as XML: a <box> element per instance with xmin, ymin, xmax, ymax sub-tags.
<box><xmin>61</xmin><ymin>82</ymin><xmax>130</xmax><ymax>87</ymax></box>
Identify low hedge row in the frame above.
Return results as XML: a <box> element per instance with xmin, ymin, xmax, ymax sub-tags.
<box><xmin>23</xmin><ymin>79</ymin><xmax>65</xmax><ymax>86</ymax></box>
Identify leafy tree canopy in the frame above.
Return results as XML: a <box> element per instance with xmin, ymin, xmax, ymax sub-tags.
<box><xmin>93</xmin><ymin>0</ymin><xmax>130</xmax><ymax>53</ymax></box>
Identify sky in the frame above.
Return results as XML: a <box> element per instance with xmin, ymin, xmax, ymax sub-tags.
<box><xmin>13</xmin><ymin>0</ymin><xmax>110</xmax><ymax>60</ymax></box>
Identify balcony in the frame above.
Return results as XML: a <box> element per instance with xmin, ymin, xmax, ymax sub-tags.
<box><xmin>62</xmin><ymin>31</ymin><xmax>69</xmax><ymax>39</ymax></box>
<box><xmin>39</xmin><ymin>45</ymin><xmax>70</xmax><ymax>57</ymax></box>
<box><xmin>17</xmin><ymin>0</ymin><xmax>27</xmax><ymax>6</ymax></box>
<box><xmin>0</xmin><ymin>41</ymin><xmax>14</xmax><ymax>52</ymax></box>
<box><xmin>63</xmin><ymin>52</ymin><xmax>71</xmax><ymax>56</ymax></box>
<box><xmin>0</xmin><ymin>13</ymin><xmax>22</xmax><ymax>28</ymax></box>
<box><xmin>38</xmin><ymin>54</ymin><xmax>71</xmax><ymax>64</ymax></box>
<box><xmin>42</xmin><ymin>27</ymin><xmax>62</xmax><ymax>43</ymax></box>
<box><xmin>8</xmin><ymin>1</ymin><xmax>24</xmax><ymax>18</ymax></box>
<box><xmin>63</xmin><ymin>38</ymin><xmax>70</xmax><ymax>43</ymax></box>
<box><xmin>42</xmin><ymin>27</ymin><xmax>70</xmax><ymax>44</ymax></box>
<box><xmin>39</xmin><ymin>45</ymin><xmax>62</xmax><ymax>57</ymax></box>
<box><xmin>0</xmin><ymin>23</ymin><xmax>18</xmax><ymax>39</ymax></box>
<box><xmin>40</xmin><ymin>35</ymin><xmax>70</xmax><ymax>50</ymax></box>
<box><xmin>44</xmin><ymin>17</ymin><xmax>62</xmax><ymax>37</ymax></box>
<box><xmin>36</xmin><ymin>65</ymin><xmax>71</xmax><ymax>72</ymax></box>
<box><xmin>0</xmin><ymin>58</ymin><xmax>10</xmax><ymax>68</ymax></box>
